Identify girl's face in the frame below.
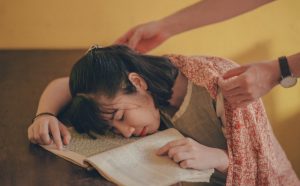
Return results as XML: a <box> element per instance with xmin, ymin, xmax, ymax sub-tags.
<box><xmin>94</xmin><ymin>73</ymin><xmax>161</xmax><ymax>138</ymax></box>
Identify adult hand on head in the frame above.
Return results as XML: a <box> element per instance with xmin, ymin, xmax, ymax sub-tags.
<box><xmin>28</xmin><ymin>115</ymin><xmax>71</xmax><ymax>150</ymax></box>
<box><xmin>157</xmin><ymin>138</ymin><xmax>228</xmax><ymax>173</ymax></box>
<box><xmin>115</xmin><ymin>20</ymin><xmax>172</xmax><ymax>53</ymax></box>
<box><xmin>219</xmin><ymin>61</ymin><xmax>280</xmax><ymax>107</ymax></box>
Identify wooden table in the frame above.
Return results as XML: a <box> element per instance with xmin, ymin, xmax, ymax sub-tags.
<box><xmin>0</xmin><ymin>50</ymin><xmax>115</xmax><ymax>186</ymax></box>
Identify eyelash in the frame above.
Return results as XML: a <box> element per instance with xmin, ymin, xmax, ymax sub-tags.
<box><xmin>112</xmin><ymin>110</ymin><xmax>125</xmax><ymax>122</ymax></box>
<box><xmin>119</xmin><ymin>113</ymin><xmax>125</xmax><ymax>121</ymax></box>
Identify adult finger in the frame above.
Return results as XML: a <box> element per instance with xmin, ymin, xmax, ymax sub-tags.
<box><xmin>219</xmin><ymin>74</ymin><xmax>246</xmax><ymax>92</ymax></box>
<box><xmin>49</xmin><ymin>122</ymin><xmax>63</xmax><ymax>150</ymax></box>
<box><xmin>235</xmin><ymin>99</ymin><xmax>255</xmax><ymax>108</ymax></box>
<box><xmin>222</xmin><ymin>87</ymin><xmax>246</xmax><ymax>99</ymax></box>
<box><xmin>156</xmin><ymin>138</ymin><xmax>186</xmax><ymax>155</ymax></box>
<box><xmin>128</xmin><ymin>29</ymin><xmax>142</xmax><ymax>49</ymax></box>
<box><xmin>222</xmin><ymin>65</ymin><xmax>249</xmax><ymax>80</ymax></box>
<box><xmin>227</xmin><ymin>94</ymin><xmax>251</xmax><ymax>106</ymax></box>
<box><xmin>59</xmin><ymin>123</ymin><xmax>71</xmax><ymax>145</ymax></box>
<box><xmin>114</xmin><ymin>28</ymin><xmax>135</xmax><ymax>44</ymax></box>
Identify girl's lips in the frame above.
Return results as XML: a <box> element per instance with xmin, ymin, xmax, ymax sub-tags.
<box><xmin>139</xmin><ymin>127</ymin><xmax>147</xmax><ymax>137</ymax></box>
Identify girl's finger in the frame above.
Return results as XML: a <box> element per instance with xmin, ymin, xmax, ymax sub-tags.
<box><xmin>28</xmin><ymin>125</ymin><xmax>37</xmax><ymax>144</ymax></box>
<box><xmin>49</xmin><ymin>122</ymin><xmax>63</xmax><ymax>150</ymax></box>
<box><xmin>156</xmin><ymin>138</ymin><xmax>187</xmax><ymax>155</ymax></box>
<box><xmin>173</xmin><ymin>151</ymin><xmax>193</xmax><ymax>163</ymax></box>
<box><xmin>59</xmin><ymin>122</ymin><xmax>71</xmax><ymax>145</ymax></box>
<box><xmin>33</xmin><ymin>123</ymin><xmax>42</xmax><ymax>144</ymax></box>
<box><xmin>39</xmin><ymin>122</ymin><xmax>51</xmax><ymax>145</ymax></box>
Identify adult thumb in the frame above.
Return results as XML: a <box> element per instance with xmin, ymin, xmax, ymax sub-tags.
<box><xmin>128</xmin><ymin>30</ymin><xmax>142</xmax><ymax>49</ymax></box>
<box><xmin>223</xmin><ymin>65</ymin><xmax>249</xmax><ymax>79</ymax></box>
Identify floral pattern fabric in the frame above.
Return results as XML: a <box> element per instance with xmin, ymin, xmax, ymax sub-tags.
<box><xmin>167</xmin><ymin>54</ymin><xmax>299</xmax><ymax>186</ymax></box>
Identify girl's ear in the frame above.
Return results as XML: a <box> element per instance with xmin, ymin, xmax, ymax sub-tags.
<box><xmin>128</xmin><ymin>73</ymin><xmax>148</xmax><ymax>90</ymax></box>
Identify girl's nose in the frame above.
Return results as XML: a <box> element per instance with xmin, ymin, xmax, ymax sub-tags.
<box><xmin>114</xmin><ymin>123</ymin><xmax>135</xmax><ymax>138</ymax></box>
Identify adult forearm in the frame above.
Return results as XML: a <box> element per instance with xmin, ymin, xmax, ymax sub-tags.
<box><xmin>36</xmin><ymin>77</ymin><xmax>72</xmax><ymax>115</ymax></box>
<box><xmin>266</xmin><ymin>52</ymin><xmax>300</xmax><ymax>88</ymax></box>
<box><xmin>161</xmin><ymin>0</ymin><xmax>274</xmax><ymax>37</ymax></box>
<box><xmin>288</xmin><ymin>52</ymin><xmax>300</xmax><ymax>77</ymax></box>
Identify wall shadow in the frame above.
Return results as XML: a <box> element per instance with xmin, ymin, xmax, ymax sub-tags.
<box><xmin>231</xmin><ymin>40</ymin><xmax>272</xmax><ymax>64</ymax></box>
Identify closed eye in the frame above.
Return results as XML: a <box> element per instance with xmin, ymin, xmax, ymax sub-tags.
<box><xmin>100</xmin><ymin>110</ymin><xmax>117</xmax><ymax>121</ymax></box>
<box><xmin>113</xmin><ymin>109</ymin><xmax>125</xmax><ymax>122</ymax></box>
<box><xmin>119</xmin><ymin>113</ymin><xmax>125</xmax><ymax>121</ymax></box>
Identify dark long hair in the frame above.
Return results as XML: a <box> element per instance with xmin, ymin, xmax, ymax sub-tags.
<box><xmin>64</xmin><ymin>45</ymin><xmax>178</xmax><ymax>137</ymax></box>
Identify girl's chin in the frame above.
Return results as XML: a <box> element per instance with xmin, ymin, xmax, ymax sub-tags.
<box><xmin>143</xmin><ymin>124</ymin><xmax>159</xmax><ymax>136</ymax></box>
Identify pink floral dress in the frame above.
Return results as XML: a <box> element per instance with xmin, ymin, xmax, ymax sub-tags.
<box><xmin>167</xmin><ymin>54</ymin><xmax>299</xmax><ymax>186</ymax></box>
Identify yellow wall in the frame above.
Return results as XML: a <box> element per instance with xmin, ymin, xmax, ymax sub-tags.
<box><xmin>1</xmin><ymin>0</ymin><xmax>299</xmax><ymax>176</ymax></box>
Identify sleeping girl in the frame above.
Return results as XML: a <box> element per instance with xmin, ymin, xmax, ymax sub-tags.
<box><xmin>28</xmin><ymin>45</ymin><xmax>299</xmax><ymax>186</ymax></box>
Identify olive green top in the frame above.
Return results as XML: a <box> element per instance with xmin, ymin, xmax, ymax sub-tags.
<box><xmin>161</xmin><ymin>81</ymin><xmax>227</xmax><ymax>186</ymax></box>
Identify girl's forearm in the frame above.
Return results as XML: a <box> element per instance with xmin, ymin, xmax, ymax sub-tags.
<box><xmin>36</xmin><ymin>77</ymin><xmax>71</xmax><ymax>115</ymax></box>
<box><xmin>161</xmin><ymin>0</ymin><xmax>274</xmax><ymax>37</ymax></box>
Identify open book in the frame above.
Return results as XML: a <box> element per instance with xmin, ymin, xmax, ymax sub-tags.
<box><xmin>41</xmin><ymin>128</ymin><xmax>213</xmax><ymax>186</ymax></box>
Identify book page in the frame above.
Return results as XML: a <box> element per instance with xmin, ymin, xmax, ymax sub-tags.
<box><xmin>66</xmin><ymin>129</ymin><xmax>139</xmax><ymax>157</ymax></box>
<box><xmin>86</xmin><ymin>128</ymin><xmax>213</xmax><ymax>186</ymax></box>
<box><xmin>41</xmin><ymin>128</ymin><xmax>139</xmax><ymax>168</ymax></box>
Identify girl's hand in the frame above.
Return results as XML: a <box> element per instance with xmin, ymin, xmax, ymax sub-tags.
<box><xmin>27</xmin><ymin>115</ymin><xmax>71</xmax><ymax>150</ymax></box>
<box><xmin>157</xmin><ymin>137</ymin><xmax>228</xmax><ymax>173</ymax></box>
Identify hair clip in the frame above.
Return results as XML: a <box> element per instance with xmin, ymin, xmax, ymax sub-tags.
<box><xmin>86</xmin><ymin>44</ymin><xmax>102</xmax><ymax>54</ymax></box>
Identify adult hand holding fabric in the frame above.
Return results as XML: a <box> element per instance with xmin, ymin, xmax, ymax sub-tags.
<box><xmin>219</xmin><ymin>61</ymin><xmax>280</xmax><ymax>107</ymax></box>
